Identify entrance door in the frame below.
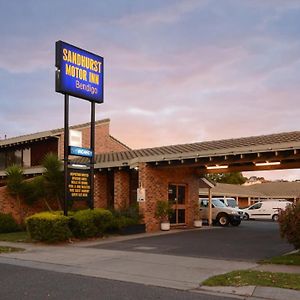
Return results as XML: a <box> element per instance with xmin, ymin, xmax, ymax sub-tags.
<box><xmin>168</xmin><ymin>184</ymin><xmax>186</xmax><ymax>225</ymax></box>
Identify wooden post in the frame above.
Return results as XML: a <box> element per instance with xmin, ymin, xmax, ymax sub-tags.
<box><xmin>208</xmin><ymin>187</ymin><xmax>212</xmax><ymax>226</ymax></box>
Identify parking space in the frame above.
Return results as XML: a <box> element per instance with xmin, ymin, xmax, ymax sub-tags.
<box><xmin>90</xmin><ymin>221</ymin><xmax>294</xmax><ymax>262</ymax></box>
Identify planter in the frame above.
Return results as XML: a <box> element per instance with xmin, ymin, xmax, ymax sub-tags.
<box><xmin>194</xmin><ymin>220</ymin><xmax>202</xmax><ymax>228</ymax></box>
<box><xmin>160</xmin><ymin>222</ymin><xmax>171</xmax><ymax>231</ymax></box>
<box><xmin>119</xmin><ymin>224</ymin><xmax>146</xmax><ymax>235</ymax></box>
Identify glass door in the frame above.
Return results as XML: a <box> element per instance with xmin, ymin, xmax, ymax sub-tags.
<box><xmin>168</xmin><ymin>184</ymin><xmax>186</xmax><ymax>225</ymax></box>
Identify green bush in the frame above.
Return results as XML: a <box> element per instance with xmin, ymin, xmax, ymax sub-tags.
<box><xmin>109</xmin><ymin>215</ymin><xmax>138</xmax><ymax>231</ymax></box>
<box><xmin>69</xmin><ymin>209</ymin><xmax>113</xmax><ymax>238</ymax></box>
<box><xmin>0</xmin><ymin>213</ymin><xmax>20</xmax><ymax>233</ymax></box>
<box><xmin>278</xmin><ymin>202</ymin><xmax>300</xmax><ymax>250</ymax></box>
<box><xmin>26</xmin><ymin>212</ymin><xmax>71</xmax><ymax>243</ymax></box>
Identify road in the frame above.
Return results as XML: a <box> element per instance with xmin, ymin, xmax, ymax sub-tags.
<box><xmin>0</xmin><ymin>263</ymin><xmax>237</xmax><ymax>300</ymax></box>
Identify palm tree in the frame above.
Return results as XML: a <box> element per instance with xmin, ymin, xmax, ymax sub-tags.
<box><xmin>42</xmin><ymin>153</ymin><xmax>64</xmax><ymax>210</ymax></box>
<box><xmin>5</xmin><ymin>164</ymin><xmax>25</xmax><ymax>222</ymax></box>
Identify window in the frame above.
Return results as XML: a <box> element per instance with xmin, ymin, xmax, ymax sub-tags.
<box><xmin>0</xmin><ymin>147</ymin><xmax>32</xmax><ymax>169</ymax></box>
<box><xmin>0</xmin><ymin>152</ymin><xmax>5</xmax><ymax>169</ymax></box>
<box><xmin>249</xmin><ymin>203</ymin><xmax>262</xmax><ymax>210</ymax></box>
<box><xmin>23</xmin><ymin>148</ymin><xmax>31</xmax><ymax>167</ymax></box>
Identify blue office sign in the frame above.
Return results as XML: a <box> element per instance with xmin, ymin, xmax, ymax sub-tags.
<box><xmin>69</xmin><ymin>146</ymin><xmax>93</xmax><ymax>158</ymax></box>
<box><xmin>55</xmin><ymin>41</ymin><xmax>104</xmax><ymax>103</ymax></box>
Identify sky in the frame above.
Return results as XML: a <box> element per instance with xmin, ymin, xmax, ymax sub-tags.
<box><xmin>1</xmin><ymin>0</ymin><xmax>300</xmax><ymax>181</ymax></box>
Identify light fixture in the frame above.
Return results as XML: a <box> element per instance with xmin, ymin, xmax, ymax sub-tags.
<box><xmin>206</xmin><ymin>165</ymin><xmax>229</xmax><ymax>170</ymax></box>
<box><xmin>70</xmin><ymin>163</ymin><xmax>87</xmax><ymax>168</ymax></box>
<box><xmin>255</xmin><ymin>161</ymin><xmax>281</xmax><ymax>166</ymax></box>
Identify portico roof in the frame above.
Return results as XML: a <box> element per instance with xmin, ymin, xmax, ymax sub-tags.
<box><xmin>87</xmin><ymin>131</ymin><xmax>300</xmax><ymax>172</ymax></box>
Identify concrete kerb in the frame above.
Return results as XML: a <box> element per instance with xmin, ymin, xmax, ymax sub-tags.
<box><xmin>1</xmin><ymin>227</ymin><xmax>300</xmax><ymax>299</ymax></box>
<box><xmin>197</xmin><ymin>285</ymin><xmax>300</xmax><ymax>300</ymax></box>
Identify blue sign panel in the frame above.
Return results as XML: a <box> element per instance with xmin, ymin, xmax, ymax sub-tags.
<box><xmin>69</xmin><ymin>146</ymin><xmax>93</xmax><ymax>158</ymax></box>
<box><xmin>56</xmin><ymin>41</ymin><xmax>104</xmax><ymax>103</ymax></box>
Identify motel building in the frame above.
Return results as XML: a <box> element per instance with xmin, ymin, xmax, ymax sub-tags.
<box><xmin>1</xmin><ymin>119</ymin><xmax>300</xmax><ymax>232</ymax></box>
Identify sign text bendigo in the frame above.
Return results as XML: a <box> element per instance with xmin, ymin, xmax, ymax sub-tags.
<box><xmin>56</xmin><ymin>41</ymin><xmax>104</xmax><ymax>102</ymax></box>
<box><xmin>67</xmin><ymin>169</ymin><xmax>91</xmax><ymax>201</ymax></box>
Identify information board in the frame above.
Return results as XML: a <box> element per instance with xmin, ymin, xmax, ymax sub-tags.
<box><xmin>67</xmin><ymin>169</ymin><xmax>91</xmax><ymax>201</ymax></box>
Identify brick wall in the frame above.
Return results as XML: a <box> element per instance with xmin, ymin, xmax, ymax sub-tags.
<box><xmin>113</xmin><ymin>170</ymin><xmax>130</xmax><ymax>209</ymax></box>
<box><xmin>138</xmin><ymin>163</ymin><xmax>199</xmax><ymax>232</ymax></box>
<box><xmin>94</xmin><ymin>172</ymin><xmax>108</xmax><ymax>209</ymax></box>
<box><xmin>0</xmin><ymin>185</ymin><xmax>47</xmax><ymax>223</ymax></box>
<box><xmin>58</xmin><ymin>121</ymin><xmax>129</xmax><ymax>159</ymax></box>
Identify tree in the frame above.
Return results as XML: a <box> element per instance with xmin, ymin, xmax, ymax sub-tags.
<box><xmin>206</xmin><ymin>172</ymin><xmax>247</xmax><ymax>185</ymax></box>
<box><xmin>42</xmin><ymin>153</ymin><xmax>64</xmax><ymax>210</ymax></box>
<box><xmin>278</xmin><ymin>202</ymin><xmax>300</xmax><ymax>250</ymax></box>
<box><xmin>5</xmin><ymin>165</ymin><xmax>25</xmax><ymax>222</ymax></box>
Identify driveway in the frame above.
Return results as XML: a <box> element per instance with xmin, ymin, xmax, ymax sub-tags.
<box><xmin>90</xmin><ymin>221</ymin><xmax>294</xmax><ymax>261</ymax></box>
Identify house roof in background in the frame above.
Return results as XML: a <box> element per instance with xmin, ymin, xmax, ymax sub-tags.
<box><xmin>199</xmin><ymin>181</ymin><xmax>300</xmax><ymax>199</ymax></box>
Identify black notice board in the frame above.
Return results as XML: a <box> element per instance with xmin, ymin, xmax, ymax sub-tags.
<box><xmin>67</xmin><ymin>169</ymin><xmax>91</xmax><ymax>201</ymax></box>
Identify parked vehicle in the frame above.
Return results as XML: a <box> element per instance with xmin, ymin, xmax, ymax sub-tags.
<box><xmin>199</xmin><ymin>198</ymin><xmax>241</xmax><ymax>226</ymax></box>
<box><xmin>241</xmin><ymin>200</ymin><xmax>292</xmax><ymax>221</ymax></box>
<box><xmin>218</xmin><ymin>197</ymin><xmax>245</xmax><ymax>219</ymax></box>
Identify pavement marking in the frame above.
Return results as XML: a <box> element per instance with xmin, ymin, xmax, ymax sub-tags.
<box><xmin>133</xmin><ymin>246</ymin><xmax>157</xmax><ymax>250</ymax></box>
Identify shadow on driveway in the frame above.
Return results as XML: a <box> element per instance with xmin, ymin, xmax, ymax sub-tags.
<box><xmin>89</xmin><ymin>221</ymin><xmax>294</xmax><ymax>262</ymax></box>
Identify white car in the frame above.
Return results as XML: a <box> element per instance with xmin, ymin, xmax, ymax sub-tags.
<box><xmin>242</xmin><ymin>200</ymin><xmax>291</xmax><ymax>221</ymax></box>
<box><xmin>218</xmin><ymin>197</ymin><xmax>245</xmax><ymax>219</ymax></box>
<box><xmin>199</xmin><ymin>198</ymin><xmax>241</xmax><ymax>226</ymax></box>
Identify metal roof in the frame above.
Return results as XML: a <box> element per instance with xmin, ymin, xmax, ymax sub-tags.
<box><xmin>90</xmin><ymin>131</ymin><xmax>300</xmax><ymax>169</ymax></box>
<box><xmin>0</xmin><ymin>119</ymin><xmax>111</xmax><ymax>148</ymax></box>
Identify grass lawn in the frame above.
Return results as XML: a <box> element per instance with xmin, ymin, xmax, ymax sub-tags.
<box><xmin>0</xmin><ymin>231</ymin><xmax>31</xmax><ymax>243</ymax></box>
<box><xmin>202</xmin><ymin>270</ymin><xmax>300</xmax><ymax>291</ymax></box>
<box><xmin>0</xmin><ymin>246</ymin><xmax>24</xmax><ymax>253</ymax></box>
<box><xmin>260</xmin><ymin>252</ymin><xmax>300</xmax><ymax>266</ymax></box>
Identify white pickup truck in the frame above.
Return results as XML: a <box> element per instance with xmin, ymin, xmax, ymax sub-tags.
<box><xmin>199</xmin><ymin>198</ymin><xmax>241</xmax><ymax>226</ymax></box>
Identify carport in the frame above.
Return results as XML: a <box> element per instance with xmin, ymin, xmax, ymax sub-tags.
<box><xmin>86</xmin><ymin>131</ymin><xmax>300</xmax><ymax>232</ymax></box>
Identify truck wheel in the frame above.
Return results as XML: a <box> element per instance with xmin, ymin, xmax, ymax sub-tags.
<box><xmin>230</xmin><ymin>220</ymin><xmax>241</xmax><ymax>226</ymax></box>
<box><xmin>272</xmin><ymin>214</ymin><xmax>279</xmax><ymax>222</ymax></box>
<box><xmin>217</xmin><ymin>213</ymin><xmax>229</xmax><ymax>227</ymax></box>
<box><xmin>243</xmin><ymin>213</ymin><xmax>249</xmax><ymax>220</ymax></box>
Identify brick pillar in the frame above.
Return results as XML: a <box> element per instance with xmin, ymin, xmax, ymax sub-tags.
<box><xmin>94</xmin><ymin>172</ymin><xmax>108</xmax><ymax>208</ymax></box>
<box><xmin>138</xmin><ymin>163</ymin><xmax>162</xmax><ymax>232</ymax></box>
<box><xmin>114</xmin><ymin>170</ymin><xmax>130</xmax><ymax>210</ymax></box>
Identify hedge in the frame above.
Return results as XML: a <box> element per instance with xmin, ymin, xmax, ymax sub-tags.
<box><xmin>26</xmin><ymin>212</ymin><xmax>71</xmax><ymax>243</ymax></box>
<box><xmin>0</xmin><ymin>213</ymin><xmax>20</xmax><ymax>233</ymax></box>
<box><xmin>69</xmin><ymin>209</ymin><xmax>113</xmax><ymax>239</ymax></box>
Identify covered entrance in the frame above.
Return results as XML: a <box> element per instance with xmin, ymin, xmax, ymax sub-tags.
<box><xmin>92</xmin><ymin>130</ymin><xmax>300</xmax><ymax>232</ymax></box>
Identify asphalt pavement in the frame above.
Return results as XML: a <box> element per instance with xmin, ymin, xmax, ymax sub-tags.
<box><xmin>0</xmin><ymin>221</ymin><xmax>299</xmax><ymax>299</ymax></box>
<box><xmin>90</xmin><ymin>221</ymin><xmax>294</xmax><ymax>261</ymax></box>
<box><xmin>0</xmin><ymin>263</ymin><xmax>237</xmax><ymax>300</ymax></box>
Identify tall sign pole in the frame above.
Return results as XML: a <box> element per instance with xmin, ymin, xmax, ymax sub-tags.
<box><xmin>90</xmin><ymin>101</ymin><xmax>95</xmax><ymax>209</ymax></box>
<box><xmin>55</xmin><ymin>41</ymin><xmax>104</xmax><ymax>215</ymax></box>
<box><xmin>63</xmin><ymin>94</ymin><xmax>69</xmax><ymax>216</ymax></box>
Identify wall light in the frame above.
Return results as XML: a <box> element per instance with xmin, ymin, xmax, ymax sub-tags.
<box><xmin>206</xmin><ymin>165</ymin><xmax>229</xmax><ymax>170</ymax></box>
<box><xmin>255</xmin><ymin>161</ymin><xmax>281</xmax><ymax>167</ymax></box>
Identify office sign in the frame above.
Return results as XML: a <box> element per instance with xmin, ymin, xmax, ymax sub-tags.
<box><xmin>55</xmin><ymin>40</ymin><xmax>104</xmax><ymax>103</ymax></box>
<box><xmin>69</xmin><ymin>146</ymin><xmax>93</xmax><ymax>158</ymax></box>
<box><xmin>67</xmin><ymin>169</ymin><xmax>91</xmax><ymax>201</ymax></box>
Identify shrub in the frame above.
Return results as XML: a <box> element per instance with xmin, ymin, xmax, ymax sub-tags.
<box><xmin>278</xmin><ymin>202</ymin><xmax>300</xmax><ymax>250</ymax></box>
<box><xmin>69</xmin><ymin>209</ymin><xmax>113</xmax><ymax>238</ymax></box>
<box><xmin>155</xmin><ymin>200</ymin><xmax>174</xmax><ymax>222</ymax></box>
<box><xmin>26</xmin><ymin>212</ymin><xmax>71</xmax><ymax>243</ymax></box>
<box><xmin>0</xmin><ymin>213</ymin><xmax>20</xmax><ymax>233</ymax></box>
<box><xmin>108</xmin><ymin>205</ymin><xmax>144</xmax><ymax>232</ymax></box>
